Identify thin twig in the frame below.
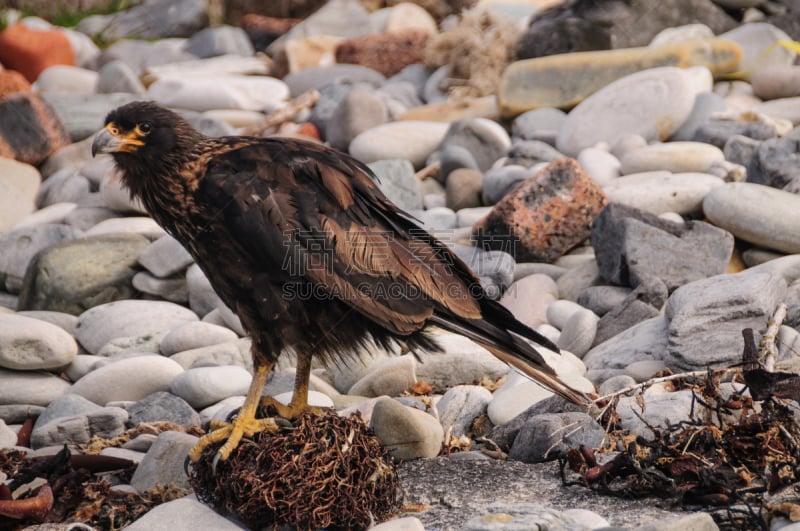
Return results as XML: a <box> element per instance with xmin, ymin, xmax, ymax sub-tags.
<box><xmin>760</xmin><ymin>303</ymin><xmax>787</xmax><ymax>372</ymax></box>
<box><xmin>415</xmin><ymin>161</ymin><xmax>440</xmax><ymax>181</ymax></box>
<box><xmin>593</xmin><ymin>368</ymin><xmax>739</xmax><ymax>404</ymax></box>
<box><xmin>245</xmin><ymin>89</ymin><xmax>320</xmax><ymax>136</ymax></box>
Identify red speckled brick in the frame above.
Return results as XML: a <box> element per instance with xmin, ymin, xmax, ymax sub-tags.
<box><xmin>473</xmin><ymin>158</ymin><xmax>608</xmax><ymax>262</ymax></box>
<box><xmin>335</xmin><ymin>30</ymin><xmax>430</xmax><ymax>78</ymax></box>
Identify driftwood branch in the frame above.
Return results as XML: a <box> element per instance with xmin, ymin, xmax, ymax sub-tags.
<box><xmin>245</xmin><ymin>89</ymin><xmax>320</xmax><ymax>136</ymax></box>
<box><xmin>760</xmin><ymin>303</ymin><xmax>787</xmax><ymax>372</ymax></box>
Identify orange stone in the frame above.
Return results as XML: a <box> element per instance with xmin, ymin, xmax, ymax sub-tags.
<box><xmin>0</xmin><ymin>24</ymin><xmax>74</xmax><ymax>83</ymax></box>
<box><xmin>0</xmin><ymin>70</ymin><xmax>31</xmax><ymax>97</ymax></box>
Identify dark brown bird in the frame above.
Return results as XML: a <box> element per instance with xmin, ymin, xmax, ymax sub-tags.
<box><xmin>92</xmin><ymin>101</ymin><xmax>588</xmax><ymax>461</ymax></box>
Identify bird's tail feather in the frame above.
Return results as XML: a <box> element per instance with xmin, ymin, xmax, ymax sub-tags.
<box><xmin>429</xmin><ymin>314</ymin><xmax>590</xmax><ymax>406</ymax></box>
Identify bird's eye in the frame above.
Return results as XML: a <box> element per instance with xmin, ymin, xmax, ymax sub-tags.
<box><xmin>137</xmin><ymin>122</ymin><xmax>152</xmax><ymax>135</ymax></box>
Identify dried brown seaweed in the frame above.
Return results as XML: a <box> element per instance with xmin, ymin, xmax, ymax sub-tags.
<box><xmin>188</xmin><ymin>410</ymin><xmax>398</xmax><ymax>530</ymax></box>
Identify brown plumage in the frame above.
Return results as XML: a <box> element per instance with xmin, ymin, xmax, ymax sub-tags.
<box><xmin>92</xmin><ymin>101</ymin><xmax>588</xmax><ymax>461</ymax></box>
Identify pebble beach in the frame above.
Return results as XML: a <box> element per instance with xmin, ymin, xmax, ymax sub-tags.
<box><xmin>1</xmin><ymin>0</ymin><xmax>800</xmax><ymax>529</ymax></box>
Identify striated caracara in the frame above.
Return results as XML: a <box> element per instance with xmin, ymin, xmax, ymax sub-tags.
<box><xmin>91</xmin><ymin>101</ymin><xmax>589</xmax><ymax>462</ymax></box>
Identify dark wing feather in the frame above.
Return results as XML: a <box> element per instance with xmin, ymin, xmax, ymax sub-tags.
<box><xmin>198</xmin><ymin>138</ymin><xmax>588</xmax><ymax>405</ymax></box>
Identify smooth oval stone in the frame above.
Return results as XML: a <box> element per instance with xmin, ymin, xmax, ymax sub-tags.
<box><xmin>577</xmin><ymin>147</ymin><xmax>620</xmax><ymax>186</ymax></box>
<box><xmin>69</xmin><ymin>356</ymin><xmax>184</xmax><ymax>405</ymax></box>
<box><xmin>170</xmin><ymin>365</ymin><xmax>252</xmax><ymax>409</ymax></box>
<box><xmin>500</xmin><ymin>274</ymin><xmax>559</xmax><ymax>329</ymax></box>
<box><xmin>556</xmin><ymin>309</ymin><xmax>599</xmax><ymax>358</ymax></box>
<box><xmin>0</xmin><ymin>313</ymin><xmax>78</xmax><ymax>370</ymax></box>
<box><xmin>84</xmin><ymin>217</ymin><xmax>166</xmax><ymax>239</ymax></box>
<box><xmin>619</xmin><ymin>142</ymin><xmax>724</xmax><ymax>174</ymax></box>
<box><xmin>10</xmin><ymin>202</ymin><xmax>78</xmax><ymax>230</ymax></box>
<box><xmin>604</xmin><ymin>171</ymin><xmax>724</xmax><ymax>216</ymax></box>
<box><xmin>755</xmin><ymin>97</ymin><xmax>800</xmax><ymax>125</ymax></box>
<box><xmin>349</xmin><ymin>121</ymin><xmax>449</xmax><ymax>168</ymax></box>
<box><xmin>0</xmin><ymin>367</ymin><xmax>71</xmax><ymax>406</ymax></box>
<box><xmin>348</xmin><ymin>354</ymin><xmax>417</xmax><ymax>398</ymax></box>
<box><xmin>718</xmin><ymin>23</ymin><xmax>796</xmax><ymax>78</ymax></box>
<box><xmin>75</xmin><ymin>300</ymin><xmax>198</xmax><ymax>355</ymax></box>
<box><xmin>752</xmin><ymin>66</ymin><xmax>800</xmax><ymax>100</ymax></box>
<box><xmin>148</xmin><ymin>75</ymin><xmax>289</xmax><ymax>112</ymax></box>
<box><xmin>499</xmin><ymin>40</ymin><xmax>740</xmax><ymax>117</ymax></box>
<box><xmin>369</xmin><ymin>397</ymin><xmax>443</xmax><ymax>460</ymax></box>
<box><xmin>34</xmin><ymin>65</ymin><xmax>98</xmax><ymax>94</ymax></box>
<box><xmin>159</xmin><ymin>321</ymin><xmax>238</xmax><ymax>356</ymax></box>
<box><xmin>556</xmin><ymin>67</ymin><xmax>711</xmax><ymax>156</ymax></box>
<box><xmin>546</xmin><ymin>300</ymin><xmax>587</xmax><ymax>330</ymax></box>
<box><xmin>436</xmin><ymin>385</ymin><xmax>492</xmax><ymax>437</ymax></box>
<box><xmin>704</xmin><ymin>182</ymin><xmax>800</xmax><ymax>253</ymax></box>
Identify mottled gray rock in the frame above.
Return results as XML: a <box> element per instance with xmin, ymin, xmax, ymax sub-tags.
<box><xmin>451</xmin><ymin>245</ymin><xmax>515</xmax><ymax>297</ymax></box>
<box><xmin>556</xmin><ymin>259</ymin><xmax>601</xmax><ymax>302</ymax></box>
<box><xmin>592</xmin><ymin>203</ymin><xmax>734</xmax><ymax>291</ymax></box>
<box><xmin>576</xmin><ymin>285</ymin><xmax>631</xmax><ymax>316</ymax></box>
<box><xmin>598</xmin><ymin>374</ymin><xmax>637</xmax><ymax>396</ymax></box>
<box><xmin>511</xmin><ymin>107</ymin><xmax>567</xmax><ymax>143</ymax></box>
<box><xmin>18</xmin><ymin>234</ymin><xmax>149</xmax><ymax>316</ymax></box>
<box><xmin>438</xmin><ymin>145</ymin><xmax>480</xmax><ymax>183</ymax></box>
<box><xmin>0</xmin><ymin>225</ymin><xmax>80</xmax><ymax>293</ymax></box>
<box><xmin>583</xmin><ymin>316</ymin><xmax>669</xmax><ymax>372</ymax></box>
<box><xmin>132</xmin><ymin>272</ymin><xmax>188</xmax><ymax>303</ymax></box>
<box><xmin>508</xmin><ymin>412</ymin><xmax>604</xmax><ymax>463</ymax></box>
<box><xmin>438</xmin><ymin>118</ymin><xmax>511</xmax><ymax>172</ymax></box>
<box><xmin>138</xmin><ymin>235</ymin><xmax>194</xmax><ymax>278</ymax></box>
<box><xmin>751</xmin><ymin>127</ymin><xmax>800</xmax><ymax>192</ymax></box>
<box><xmin>481</xmin><ymin>165</ymin><xmax>531</xmax><ymax>205</ymax></box>
<box><xmin>130</xmin><ymin>431</ymin><xmax>199</xmax><ymax>493</ymax></box>
<box><xmin>594</xmin><ymin>277</ymin><xmax>668</xmax><ymax>346</ymax></box>
<box><xmin>126</xmin><ymin>392</ymin><xmax>201</xmax><ymax>427</ymax></box>
<box><xmin>0</xmin><ymin>313</ymin><xmax>77</xmax><ymax>371</ymax></box>
<box><xmin>97</xmin><ymin>60</ymin><xmax>147</xmax><ymax>95</ymax></box>
<box><xmin>665</xmin><ymin>269</ymin><xmax>787</xmax><ymax>370</ymax></box>
<box><xmin>505</xmin><ymin>140</ymin><xmax>564</xmax><ymax>168</ymax></box>
<box><xmin>370</xmin><ymin>397</ymin><xmax>443</xmax><ymax>460</ymax></box>
<box><xmin>617</xmin><ymin>390</ymin><xmax>695</xmax><ymax>440</ymax></box>
<box><xmin>31</xmin><ymin>406</ymin><xmax>128</xmax><ymax>449</ymax></box>
<box><xmin>368</xmin><ymin>159</ymin><xmax>423</xmax><ymax>210</ymax></box>
<box><xmin>634</xmin><ymin>512</ymin><xmax>719</xmax><ymax>531</ymax></box>
<box><xmin>32</xmin><ymin>394</ymin><xmax>100</xmax><ymax>433</ymax></box>
<box><xmin>185</xmin><ymin>26</ymin><xmax>253</xmax><ymax>58</ymax></box>
<box><xmin>326</xmin><ymin>88</ymin><xmax>388</xmax><ymax>150</ymax></box>
<box><xmin>78</xmin><ymin>0</ymin><xmax>208</xmax><ymax>41</ymax></box>
<box><xmin>436</xmin><ymin>385</ymin><xmax>492</xmax><ymax>437</ymax></box>
<box><xmin>41</xmin><ymin>92</ymin><xmax>139</xmax><ymax>142</ymax></box>
<box><xmin>398</xmin><ymin>458</ymin><xmax>681</xmax><ymax>529</ymax></box>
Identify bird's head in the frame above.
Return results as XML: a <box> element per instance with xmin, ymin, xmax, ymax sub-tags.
<box><xmin>91</xmin><ymin>101</ymin><xmax>199</xmax><ymax>163</ymax></box>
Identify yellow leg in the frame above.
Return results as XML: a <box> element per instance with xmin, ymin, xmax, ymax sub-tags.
<box><xmin>259</xmin><ymin>350</ymin><xmax>318</xmax><ymax>419</ymax></box>
<box><xmin>188</xmin><ymin>363</ymin><xmax>278</xmax><ymax>462</ymax></box>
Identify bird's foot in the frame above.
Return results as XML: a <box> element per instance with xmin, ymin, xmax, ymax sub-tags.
<box><xmin>259</xmin><ymin>395</ymin><xmax>323</xmax><ymax>420</ymax></box>
<box><xmin>188</xmin><ymin>414</ymin><xmax>279</xmax><ymax>463</ymax></box>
